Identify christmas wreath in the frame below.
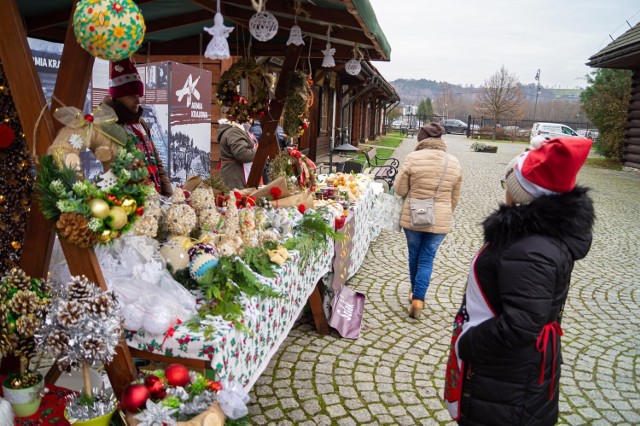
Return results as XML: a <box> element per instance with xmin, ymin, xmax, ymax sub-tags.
<box><xmin>268</xmin><ymin>146</ymin><xmax>317</xmax><ymax>191</ymax></box>
<box><xmin>216</xmin><ymin>58</ymin><xmax>273</xmax><ymax>123</ymax></box>
<box><xmin>36</xmin><ymin>137</ymin><xmax>153</xmax><ymax>246</ymax></box>
<box><xmin>283</xmin><ymin>71</ymin><xmax>313</xmax><ymax>138</ymax></box>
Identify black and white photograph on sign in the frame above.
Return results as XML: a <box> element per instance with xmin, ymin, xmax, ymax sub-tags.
<box><xmin>145</xmin><ymin>65</ymin><xmax>157</xmax><ymax>90</ymax></box>
<box><xmin>156</xmin><ymin>65</ymin><xmax>168</xmax><ymax>90</ymax></box>
<box><xmin>169</xmin><ymin>123</ymin><xmax>211</xmax><ymax>184</ymax></box>
<box><xmin>141</xmin><ymin>104</ymin><xmax>169</xmax><ymax>169</ymax></box>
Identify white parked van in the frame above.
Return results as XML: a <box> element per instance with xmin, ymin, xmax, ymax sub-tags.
<box><xmin>530</xmin><ymin>122</ymin><xmax>579</xmax><ymax>142</ymax></box>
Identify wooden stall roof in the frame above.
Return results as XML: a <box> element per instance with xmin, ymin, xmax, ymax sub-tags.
<box><xmin>587</xmin><ymin>22</ymin><xmax>640</xmax><ymax>69</ymax></box>
<box><xmin>19</xmin><ymin>0</ymin><xmax>391</xmax><ymax>61</ymax></box>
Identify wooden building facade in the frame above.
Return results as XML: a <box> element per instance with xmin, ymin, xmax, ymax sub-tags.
<box><xmin>588</xmin><ymin>22</ymin><xmax>640</xmax><ymax>170</ymax></box>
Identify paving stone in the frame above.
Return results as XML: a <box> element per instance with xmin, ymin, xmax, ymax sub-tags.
<box><xmin>264</xmin><ymin>407</ymin><xmax>284</xmax><ymax>420</ymax></box>
<box><xmin>248</xmin><ymin>136</ymin><xmax>640</xmax><ymax>425</ymax></box>
<box><xmin>302</xmin><ymin>399</ymin><xmax>322</xmax><ymax>415</ymax></box>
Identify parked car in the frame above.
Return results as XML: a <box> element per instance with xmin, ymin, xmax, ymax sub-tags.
<box><xmin>391</xmin><ymin>120</ymin><xmax>409</xmax><ymax>129</ymax></box>
<box><xmin>530</xmin><ymin>122</ymin><xmax>580</xmax><ymax>142</ymax></box>
<box><xmin>442</xmin><ymin>119</ymin><xmax>468</xmax><ymax>134</ymax></box>
<box><xmin>577</xmin><ymin>129</ymin><xmax>600</xmax><ymax>141</ymax></box>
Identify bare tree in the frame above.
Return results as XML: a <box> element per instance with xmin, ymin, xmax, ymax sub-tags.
<box><xmin>433</xmin><ymin>84</ymin><xmax>458</xmax><ymax>119</ymax></box>
<box><xmin>475</xmin><ymin>66</ymin><xmax>524</xmax><ymax>137</ymax></box>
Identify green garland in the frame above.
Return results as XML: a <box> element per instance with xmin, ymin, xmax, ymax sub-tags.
<box><xmin>283</xmin><ymin>70</ymin><xmax>312</xmax><ymax>138</ymax></box>
<box><xmin>36</xmin><ymin>137</ymin><xmax>153</xmax><ymax>245</ymax></box>
<box><xmin>216</xmin><ymin>58</ymin><xmax>273</xmax><ymax>123</ymax></box>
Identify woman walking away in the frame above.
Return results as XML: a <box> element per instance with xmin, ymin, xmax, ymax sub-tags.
<box><xmin>443</xmin><ymin>137</ymin><xmax>595</xmax><ymax>425</ymax></box>
<box><xmin>393</xmin><ymin>122</ymin><xmax>462</xmax><ymax>319</ymax></box>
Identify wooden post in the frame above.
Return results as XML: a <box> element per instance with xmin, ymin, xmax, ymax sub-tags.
<box><xmin>308</xmin><ymin>281</ymin><xmax>330</xmax><ymax>335</ymax></box>
<box><xmin>246</xmin><ymin>43</ymin><xmax>304</xmax><ymax>188</ymax></box>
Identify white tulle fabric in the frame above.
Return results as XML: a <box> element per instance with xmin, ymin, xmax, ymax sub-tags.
<box><xmin>49</xmin><ymin>236</ymin><xmax>197</xmax><ymax>335</ymax></box>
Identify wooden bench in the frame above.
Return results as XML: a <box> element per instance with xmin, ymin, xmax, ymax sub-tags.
<box><xmin>361</xmin><ymin>147</ymin><xmax>399</xmax><ymax>189</ymax></box>
<box><xmin>405</xmin><ymin>128</ymin><xmax>416</xmax><ymax>138</ymax></box>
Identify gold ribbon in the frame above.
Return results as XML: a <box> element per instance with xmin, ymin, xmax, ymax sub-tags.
<box><xmin>53</xmin><ymin>104</ymin><xmax>125</xmax><ymax>148</ymax></box>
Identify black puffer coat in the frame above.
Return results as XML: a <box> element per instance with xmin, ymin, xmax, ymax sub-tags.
<box><xmin>456</xmin><ymin>187</ymin><xmax>595</xmax><ymax>425</ymax></box>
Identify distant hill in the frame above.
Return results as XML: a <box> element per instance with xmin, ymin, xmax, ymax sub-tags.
<box><xmin>390</xmin><ymin>78</ymin><xmax>583</xmax><ymax>106</ymax></box>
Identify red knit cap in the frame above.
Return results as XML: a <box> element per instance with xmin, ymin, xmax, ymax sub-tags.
<box><xmin>109</xmin><ymin>58</ymin><xmax>144</xmax><ymax>99</ymax></box>
<box><xmin>510</xmin><ymin>137</ymin><xmax>592</xmax><ymax>199</ymax></box>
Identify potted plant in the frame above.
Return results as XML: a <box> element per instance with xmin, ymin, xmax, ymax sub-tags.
<box><xmin>0</xmin><ymin>268</ymin><xmax>51</xmax><ymax>417</ymax></box>
<box><xmin>37</xmin><ymin>275</ymin><xmax>122</xmax><ymax>425</ymax></box>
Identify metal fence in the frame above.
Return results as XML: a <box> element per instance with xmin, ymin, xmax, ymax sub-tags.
<box><xmin>466</xmin><ymin>116</ymin><xmax>597</xmax><ymax>141</ymax></box>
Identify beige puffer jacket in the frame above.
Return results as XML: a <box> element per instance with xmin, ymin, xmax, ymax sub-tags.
<box><xmin>393</xmin><ymin>137</ymin><xmax>463</xmax><ymax>233</ymax></box>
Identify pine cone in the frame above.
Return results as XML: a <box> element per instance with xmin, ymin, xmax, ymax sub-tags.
<box><xmin>0</xmin><ymin>329</ymin><xmax>18</xmax><ymax>357</ymax></box>
<box><xmin>58</xmin><ymin>300</ymin><xmax>83</xmax><ymax>326</ymax></box>
<box><xmin>82</xmin><ymin>337</ymin><xmax>105</xmax><ymax>360</ymax></box>
<box><xmin>5</xmin><ymin>268</ymin><xmax>31</xmax><ymax>291</ymax></box>
<box><xmin>46</xmin><ymin>330</ymin><xmax>70</xmax><ymax>353</ymax></box>
<box><xmin>0</xmin><ymin>304</ymin><xmax>7</xmax><ymax>327</ymax></box>
<box><xmin>10</xmin><ymin>290</ymin><xmax>39</xmax><ymax>315</ymax></box>
<box><xmin>67</xmin><ymin>275</ymin><xmax>93</xmax><ymax>301</ymax></box>
<box><xmin>14</xmin><ymin>337</ymin><xmax>36</xmax><ymax>359</ymax></box>
<box><xmin>56</xmin><ymin>213</ymin><xmax>98</xmax><ymax>248</ymax></box>
<box><xmin>88</xmin><ymin>294</ymin><xmax>113</xmax><ymax>319</ymax></box>
<box><xmin>15</xmin><ymin>313</ymin><xmax>38</xmax><ymax>338</ymax></box>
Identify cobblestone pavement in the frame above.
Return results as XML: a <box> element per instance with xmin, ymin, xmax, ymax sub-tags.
<box><xmin>248</xmin><ymin>134</ymin><xmax>640</xmax><ymax>425</ymax></box>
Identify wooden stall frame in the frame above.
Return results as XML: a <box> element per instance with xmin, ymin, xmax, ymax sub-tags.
<box><xmin>1</xmin><ymin>0</ymin><xmax>137</xmax><ymax>397</ymax></box>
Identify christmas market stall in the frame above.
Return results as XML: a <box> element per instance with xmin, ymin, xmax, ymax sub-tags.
<box><xmin>1</xmin><ymin>0</ymin><xmax>395</xmax><ymax>423</ymax></box>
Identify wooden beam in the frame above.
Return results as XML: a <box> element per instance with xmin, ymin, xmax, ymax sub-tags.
<box><xmin>247</xmin><ymin>43</ymin><xmax>304</xmax><ymax>187</ymax></box>
<box><xmin>24</xmin><ymin>0</ymin><xmax>160</xmax><ymax>33</ymax></box>
<box><xmin>308</xmin><ymin>281</ymin><xmax>330</xmax><ymax>335</ymax></box>
<box><xmin>1</xmin><ymin>0</ymin><xmax>58</xmax><ymax>279</ymax></box>
<box><xmin>146</xmin><ymin>10</ymin><xmax>214</xmax><ymax>34</ymax></box>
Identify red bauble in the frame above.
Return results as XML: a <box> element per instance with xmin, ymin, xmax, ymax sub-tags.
<box><xmin>144</xmin><ymin>375</ymin><xmax>165</xmax><ymax>399</ymax></box>
<box><xmin>232</xmin><ymin>94</ymin><xmax>240</xmax><ymax>102</ymax></box>
<box><xmin>84</xmin><ymin>114</ymin><xmax>94</xmax><ymax>123</ymax></box>
<box><xmin>121</xmin><ymin>384</ymin><xmax>150</xmax><ymax>412</ymax></box>
<box><xmin>164</xmin><ymin>363</ymin><xmax>190</xmax><ymax>387</ymax></box>
<box><xmin>0</xmin><ymin>123</ymin><xmax>16</xmax><ymax>149</ymax></box>
<box><xmin>301</xmin><ymin>122</ymin><xmax>309</xmax><ymax>130</ymax></box>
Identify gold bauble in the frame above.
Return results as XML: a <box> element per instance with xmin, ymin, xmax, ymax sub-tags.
<box><xmin>108</xmin><ymin>206</ymin><xmax>128</xmax><ymax>230</ymax></box>
<box><xmin>88</xmin><ymin>198</ymin><xmax>110</xmax><ymax>219</ymax></box>
<box><xmin>120</xmin><ymin>196</ymin><xmax>137</xmax><ymax>215</ymax></box>
<box><xmin>97</xmin><ymin>230</ymin><xmax>112</xmax><ymax>243</ymax></box>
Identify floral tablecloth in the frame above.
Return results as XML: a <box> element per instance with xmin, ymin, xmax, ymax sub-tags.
<box><xmin>125</xmin><ymin>241</ymin><xmax>334</xmax><ymax>391</ymax></box>
<box><xmin>125</xmin><ymin>180</ymin><xmax>383</xmax><ymax>392</ymax></box>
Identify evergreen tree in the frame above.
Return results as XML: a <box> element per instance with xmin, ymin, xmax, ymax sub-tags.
<box><xmin>580</xmin><ymin>68</ymin><xmax>631</xmax><ymax>161</ymax></box>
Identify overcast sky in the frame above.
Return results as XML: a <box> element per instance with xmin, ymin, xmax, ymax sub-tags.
<box><xmin>367</xmin><ymin>0</ymin><xmax>640</xmax><ymax>89</ymax></box>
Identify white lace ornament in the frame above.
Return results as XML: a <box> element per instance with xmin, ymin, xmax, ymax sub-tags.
<box><xmin>249</xmin><ymin>9</ymin><xmax>278</xmax><ymax>42</ymax></box>
<box><xmin>203</xmin><ymin>0</ymin><xmax>234</xmax><ymax>60</ymax></box>
<box><xmin>345</xmin><ymin>44</ymin><xmax>362</xmax><ymax>76</ymax></box>
<box><xmin>321</xmin><ymin>26</ymin><xmax>335</xmax><ymax>68</ymax></box>
<box><xmin>68</xmin><ymin>133</ymin><xmax>85</xmax><ymax>150</ymax></box>
<box><xmin>287</xmin><ymin>24</ymin><xmax>304</xmax><ymax>46</ymax></box>
<box><xmin>96</xmin><ymin>170</ymin><xmax>118</xmax><ymax>191</ymax></box>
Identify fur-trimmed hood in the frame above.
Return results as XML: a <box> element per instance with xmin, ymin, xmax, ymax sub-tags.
<box><xmin>415</xmin><ymin>137</ymin><xmax>447</xmax><ymax>152</ymax></box>
<box><xmin>483</xmin><ymin>186</ymin><xmax>595</xmax><ymax>260</ymax></box>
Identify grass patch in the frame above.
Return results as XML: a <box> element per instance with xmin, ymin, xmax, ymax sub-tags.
<box><xmin>585</xmin><ymin>157</ymin><xmax>622</xmax><ymax>170</ymax></box>
<box><xmin>370</xmin><ymin>132</ymin><xmax>404</xmax><ymax>148</ymax></box>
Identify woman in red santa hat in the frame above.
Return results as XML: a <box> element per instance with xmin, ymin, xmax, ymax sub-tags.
<box><xmin>443</xmin><ymin>137</ymin><xmax>595</xmax><ymax>425</ymax></box>
<box><xmin>103</xmin><ymin>58</ymin><xmax>173</xmax><ymax>197</ymax></box>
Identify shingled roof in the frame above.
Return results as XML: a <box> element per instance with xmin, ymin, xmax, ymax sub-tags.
<box><xmin>587</xmin><ymin>22</ymin><xmax>640</xmax><ymax>69</ymax></box>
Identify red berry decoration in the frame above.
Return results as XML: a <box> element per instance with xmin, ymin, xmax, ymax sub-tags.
<box><xmin>121</xmin><ymin>384</ymin><xmax>151</xmax><ymax>412</ymax></box>
<box><xmin>144</xmin><ymin>375</ymin><xmax>165</xmax><ymax>399</ymax></box>
<box><xmin>84</xmin><ymin>114</ymin><xmax>94</xmax><ymax>123</ymax></box>
<box><xmin>301</xmin><ymin>121</ymin><xmax>309</xmax><ymax>130</ymax></box>
<box><xmin>0</xmin><ymin>123</ymin><xmax>16</xmax><ymax>149</ymax></box>
<box><xmin>164</xmin><ymin>363</ymin><xmax>190</xmax><ymax>387</ymax></box>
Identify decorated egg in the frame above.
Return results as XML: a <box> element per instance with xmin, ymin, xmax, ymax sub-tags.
<box><xmin>73</xmin><ymin>0</ymin><xmax>146</xmax><ymax>61</ymax></box>
<box><xmin>188</xmin><ymin>242</ymin><xmax>217</xmax><ymax>261</ymax></box>
<box><xmin>188</xmin><ymin>253</ymin><xmax>219</xmax><ymax>281</ymax></box>
<box><xmin>159</xmin><ymin>243</ymin><xmax>190</xmax><ymax>270</ymax></box>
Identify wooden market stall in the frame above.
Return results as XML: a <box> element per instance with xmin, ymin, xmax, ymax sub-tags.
<box><xmin>1</xmin><ymin>0</ymin><xmax>396</xmax><ymax>399</ymax></box>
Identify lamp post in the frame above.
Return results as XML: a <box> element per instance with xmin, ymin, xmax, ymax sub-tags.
<box><xmin>533</xmin><ymin>69</ymin><xmax>541</xmax><ymax>121</ymax></box>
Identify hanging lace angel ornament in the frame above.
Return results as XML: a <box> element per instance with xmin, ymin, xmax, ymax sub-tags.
<box><xmin>204</xmin><ymin>0</ymin><xmax>234</xmax><ymax>60</ymax></box>
<box><xmin>322</xmin><ymin>26</ymin><xmax>336</xmax><ymax>68</ymax></box>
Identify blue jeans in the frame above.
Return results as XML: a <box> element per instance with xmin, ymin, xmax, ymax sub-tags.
<box><xmin>404</xmin><ymin>229</ymin><xmax>446</xmax><ymax>301</ymax></box>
